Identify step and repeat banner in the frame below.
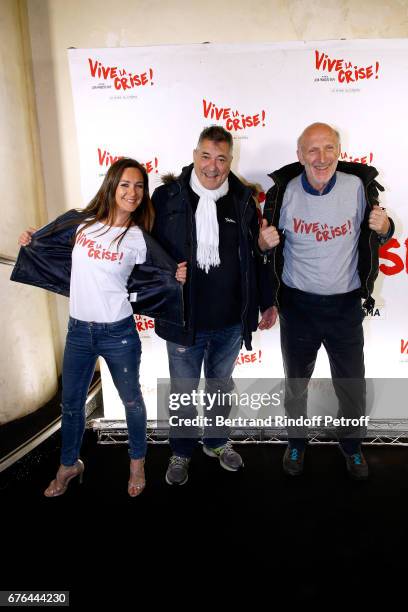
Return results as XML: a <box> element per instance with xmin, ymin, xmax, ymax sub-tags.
<box><xmin>68</xmin><ymin>40</ymin><xmax>408</xmax><ymax>423</ymax></box>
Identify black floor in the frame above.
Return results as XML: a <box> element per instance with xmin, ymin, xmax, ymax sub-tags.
<box><xmin>2</xmin><ymin>431</ymin><xmax>408</xmax><ymax>604</ymax></box>
<box><xmin>0</xmin><ymin>373</ymin><xmax>100</xmax><ymax>461</ymax></box>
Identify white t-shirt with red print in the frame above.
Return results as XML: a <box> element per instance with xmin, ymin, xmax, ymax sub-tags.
<box><xmin>69</xmin><ymin>221</ymin><xmax>146</xmax><ymax>322</ymax></box>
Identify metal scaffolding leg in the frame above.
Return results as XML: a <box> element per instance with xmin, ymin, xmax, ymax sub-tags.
<box><xmin>88</xmin><ymin>418</ymin><xmax>408</xmax><ymax>447</ymax></box>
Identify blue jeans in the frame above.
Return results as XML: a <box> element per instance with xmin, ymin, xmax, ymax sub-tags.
<box><xmin>61</xmin><ymin>315</ymin><xmax>147</xmax><ymax>465</ymax></box>
<box><xmin>166</xmin><ymin>324</ymin><xmax>242</xmax><ymax>457</ymax></box>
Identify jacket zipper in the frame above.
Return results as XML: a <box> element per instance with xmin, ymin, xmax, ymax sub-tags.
<box><xmin>364</xmin><ymin>182</ymin><xmax>375</xmax><ymax>306</ymax></box>
<box><xmin>270</xmin><ymin>181</ymin><xmax>281</xmax><ymax>310</ymax></box>
<box><xmin>240</xmin><ymin>193</ymin><xmax>251</xmax><ymax>336</ymax></box>
<box><xmin>186</xmin><ymin>192</ymin><xmax>196</xmax><ymax>333</ymax></box>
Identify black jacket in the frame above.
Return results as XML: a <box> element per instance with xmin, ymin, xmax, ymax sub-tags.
<box><xmin>262</xmin><ymin>161</ymin><xmax>395</xmax><ymax>310</ymax></box>
<box><xmin>10</xmin><ymin>209</ymin><xmax>184</xmax><ymax>325</ymax></box>
<box><xmin>151</xmin><ymin>164</ymin><xmax>272</xmax><ymax>349</ymax></box>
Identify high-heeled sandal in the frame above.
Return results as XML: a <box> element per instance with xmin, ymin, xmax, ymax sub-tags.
<box><xmin>44</xmin><ymin>459</ymin><xmax>84</xmax><ymax>497</ymax></box>
<box><xmin>128</xmin><ymin>458</ymin><xmax>146</xmax><ymax>497</ymax></box>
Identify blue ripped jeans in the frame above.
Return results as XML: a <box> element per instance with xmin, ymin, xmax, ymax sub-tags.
<box><xmin>61</xmin><ymin>315</ymin><xmax>147</xmax><ymax>465</ymax></box>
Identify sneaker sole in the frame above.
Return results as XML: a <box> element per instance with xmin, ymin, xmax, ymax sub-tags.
<box><xmin>283</xmin><ymin>466</ymin><xmax>303</xmax><ymax>477</ymax></box>
<box><xmin>346</xmin><ymin>467</ymin><xmax>368</xmax><ymax>481</ymax></box>
<box><xmin>202</xmin><ymin>446</ymin><xmax>243</xmax><ymax>472</ymax></box>
<box><xmin>165</xmin><ymin>472</ymin><xmax>188</xmax><ymax>486</ymax></box>
<box><xmin>220</xmin><ymin>459</ymin><xmax>243</xmax><ymax>472</ymax></box>
<box><xmin>339</xmin><ymin>447</ymin><xmax>369</xmax><ymax>480</ymax></box>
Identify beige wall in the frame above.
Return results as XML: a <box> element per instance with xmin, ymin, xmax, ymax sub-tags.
<box><xmin>2</xmin><ymin>0</ymin><xmax>408</xmax><ymax>423</ymax></box>
<box><xmin>0</xmin><ymin>0</ymin><xmax>57</xmax><ymax>424</ymax></box>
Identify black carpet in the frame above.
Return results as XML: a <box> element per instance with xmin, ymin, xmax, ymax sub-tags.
<box><xmin>2</xmin><ymin>431</ymin><xmax>408</xmax><ymax>604</ymax></box>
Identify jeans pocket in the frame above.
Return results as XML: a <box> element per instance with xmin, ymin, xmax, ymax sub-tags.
<box><xmin>107</xmin><ymin>320</ymin><xmax>136</xmax><ymax>339</ymax></box>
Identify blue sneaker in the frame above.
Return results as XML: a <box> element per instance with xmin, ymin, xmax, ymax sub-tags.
<box><xmin>340</xmin><ymin>448</ymin><xmax>368</xmax><ymax>480</ymax></box>
<box><xmin>282</xmin><ymin>446</ymin><xmax>305</xmax><ymax>476</ymax></box>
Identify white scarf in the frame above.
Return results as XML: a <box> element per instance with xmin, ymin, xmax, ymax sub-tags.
<box><xmin>190</xmin><ymin>168</ymin><xmax>229</xmax><ymax>273</ymax></box>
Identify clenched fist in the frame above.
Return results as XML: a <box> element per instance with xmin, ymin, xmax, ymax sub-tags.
<box><xmin>258</xmin><ymin>305</ymin><xmax>278</xmax><ymax>330</ymax></box>
<box><xmin>175</xmin><ymin>261</ymin><xmax>187</xmax><ymax>285</ymax></box>
<box><xmin>258</xmin><ymin>218</ymin><xmax>280</xmax><ymax>252</ymax></box>
<box><xmin>369</xmin><ymin>205</ymin><xmax>390</xmax><ymax>236</ymax></box>
<box><xmin>18</xmin><ymin>227</ymin><xmax>36</xmax><ymax>246</ymax></box>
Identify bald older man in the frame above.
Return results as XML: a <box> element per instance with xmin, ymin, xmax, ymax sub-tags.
<box><xmin>260</xmin><ymin>123</ymin><xmax>394</xmax><ymax>479</ymax></box>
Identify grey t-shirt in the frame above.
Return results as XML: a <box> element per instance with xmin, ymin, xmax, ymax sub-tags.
<box><xmin>279</xmin><ymin>171</ymin><xmax>366</xmax><ymax>295</ymax></box>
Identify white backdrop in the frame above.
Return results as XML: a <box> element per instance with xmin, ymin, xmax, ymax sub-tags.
<box><xmin>68</xmin><ymin>40</ymin><xmax>408</xmax><ymax>422</ymax></box>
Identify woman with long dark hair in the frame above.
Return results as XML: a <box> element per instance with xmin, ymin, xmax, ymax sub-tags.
<box><xmin>16</xmin><ymin>158</ymin><xmax>186</xmax><ymax>498</ymax></box>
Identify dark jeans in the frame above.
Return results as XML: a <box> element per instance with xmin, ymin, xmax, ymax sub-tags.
<box><xmin>279</xmin><ymin>285</ymin><xmax>366</xmax><ymax>454</ymax></box>
<box><xmin>61</xmin><ymin>315</ymin><xmax>147</xmax><ymax>465</ymax></box>
<box><xmin>166</xmin><ymin>323</ymin><xmax>242</xmax><ymax>457</ymax></box>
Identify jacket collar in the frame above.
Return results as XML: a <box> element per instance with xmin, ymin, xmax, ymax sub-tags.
<box><xmin>268</xmin><ymin>160</ymin><xmax>381</xmax><ymax>190</ymax></box>
<box><xmin>175</xmin><ymin>163</ymin><xmax>253</xmax><ymax>202</ymax></box>
<box><xmin>301</xmin><ymin>171</ymin><xmax>337</xmax><ymax>196</ymax></box>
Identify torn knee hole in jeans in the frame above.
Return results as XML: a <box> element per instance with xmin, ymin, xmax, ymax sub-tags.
<box><xmin>176</xmin><ymin>347</ymin><xmax>186</xmax><ymax>353</ymax></box>
<box><xmin>61</xmin><ymin>402</ymin><xmax>73</xmax><ymax>417</ymax></box>
<box><xmin>124</xmin><ymin>400</ymin><xmax>143</xmax><ymax>412</ymax></box>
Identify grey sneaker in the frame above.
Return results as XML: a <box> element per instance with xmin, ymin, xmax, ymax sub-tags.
<box><xmin>165</xmin><ymin>455</ymin><xmax>190</xmax><ymax>485</ymax></box>
<box><xmin>203</xmin><ymin>441</ymin><xmax>243</xmax><ymax>471</ymax></box>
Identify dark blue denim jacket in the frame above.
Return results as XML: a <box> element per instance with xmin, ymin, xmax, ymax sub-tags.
<box><xmin>11</xmin><ymin>210</ymin><xmax>184</xmax><ymax>326</ymax></box>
